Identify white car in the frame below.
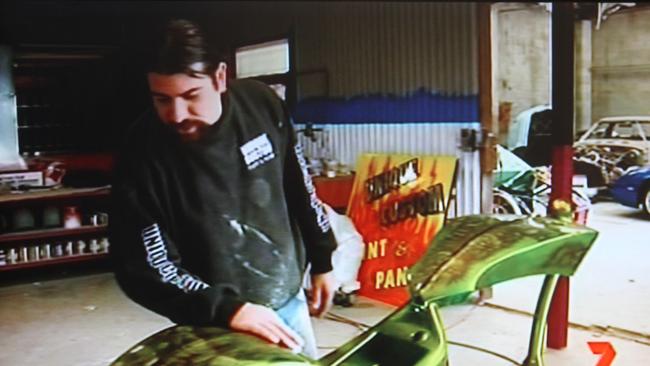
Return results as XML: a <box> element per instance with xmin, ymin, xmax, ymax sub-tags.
<box><xmin>574</xmin><ymin>116</ymin><xmax>650</xmax><ymax>187</ymax></box>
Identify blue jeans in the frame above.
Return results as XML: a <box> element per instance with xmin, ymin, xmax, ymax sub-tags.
<box><xmin>276</xmin><ymin>290</ymin><xmax>318</xmax><ymax>358</ymax></box>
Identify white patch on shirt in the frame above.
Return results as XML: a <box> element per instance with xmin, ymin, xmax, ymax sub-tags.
<box><xmin>227</xmin><ymin>219</ymin><xmax>244</xmax><ymax>236</ymax></box>
<box><xmin>240</xmin><ymin>133</ymin><xmax>276</xmax><ymax>170</ymax></box>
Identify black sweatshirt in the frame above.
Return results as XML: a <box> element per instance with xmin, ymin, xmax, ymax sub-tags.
<box><xmin>109</xmin><ymin>79</ymin><xmax>336</xmax><ymax>327</ymax></box>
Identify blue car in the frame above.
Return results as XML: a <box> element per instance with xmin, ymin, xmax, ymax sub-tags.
<box><xmin>610</xmin><ymin>166</ymin><xmax>650</xmax><ymax>216</ymax></box>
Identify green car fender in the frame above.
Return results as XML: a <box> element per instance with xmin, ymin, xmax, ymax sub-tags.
<box><xmin>112</xmin><ymin>214</ymin><xmax>598</xmax><ymax>366</ymax></box>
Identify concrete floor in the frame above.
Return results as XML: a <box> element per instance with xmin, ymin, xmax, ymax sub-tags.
<box><xmin>1</xmin><ymin>201</ymin><xmax>649</xmax><ymax>365</ymax></box>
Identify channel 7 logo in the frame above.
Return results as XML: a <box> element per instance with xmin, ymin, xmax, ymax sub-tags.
<box><xmin>588</xmin><ymin>342</ymin><xmax>616</xmax><ymax>366</ymax></box>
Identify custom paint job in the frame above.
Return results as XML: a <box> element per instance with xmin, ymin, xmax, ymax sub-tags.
<box><xmin>112</xmin><ymin>214</ymin><xmax>597</xmax><ymax>366</ymax></box>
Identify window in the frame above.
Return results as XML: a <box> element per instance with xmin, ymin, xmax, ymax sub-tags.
<box><xmin>235</xmin><ymin>39</ymin><xmax>289</xmax><ymax>79</ymax></box>
<box><xmin>587</xmin><ymin>121</ymin><xmax>650</xmax><ymax>140</ymax></box>
<box><xmin>234</xmin><ymin>38</ymin><xmax>293</xmax><ymax>103</ymax></box>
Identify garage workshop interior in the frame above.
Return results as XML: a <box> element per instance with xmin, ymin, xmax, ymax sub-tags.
<box><xmin>1</xmin><ymin>2</ymin><xmax>649</xmax><ymax>365</ymax></box>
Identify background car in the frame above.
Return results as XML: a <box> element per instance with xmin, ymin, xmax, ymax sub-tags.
<box><xmin>493</xmin><ymin>145</ymin><xmax>592</xmax><ymax>217</ymax></box>
<box><xmin>610</xmin><ymin>165</ymin><xmax>650</xmax><ymax>217</ymax></box>
<box><xmin>506</xmin><ymin>105</ymin><xmax>553</xmax><ymax>167</ymax></box>
<box><xmin>574</xmin><ymin>116</ymin><xmax>650</xmax><ymax>189</ymax></box>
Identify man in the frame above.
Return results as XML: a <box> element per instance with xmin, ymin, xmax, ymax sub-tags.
<box><xmin>109</xmin><ymin>19</ymin><xmax>337</xmax><ymax>358</ymax></box>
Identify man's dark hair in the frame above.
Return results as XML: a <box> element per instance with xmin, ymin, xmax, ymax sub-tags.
<box><xmin>142</xmin><ymin>19</ymin><xmax>223</xmax><ymax>76</ymax></box>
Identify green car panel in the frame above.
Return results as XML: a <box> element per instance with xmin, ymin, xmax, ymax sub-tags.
<box><xmin>408</xmin><ymin>215</ymin><xmax>597</xmax><ymax>303</ymax></box>
<box><xmin>111</xmin><ymin>214</ymin><xmax>598</xmax><ymax>366</ymax></box>
<box><xmin>112</xmin><ymin>326</ymin><xmax>316</xmax><ymax>366</ymax></box>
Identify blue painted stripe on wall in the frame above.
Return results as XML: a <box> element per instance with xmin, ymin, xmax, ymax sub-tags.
<box><xmin>293</xmin><ymin>90</ymin><xmax>479</xmax><ymax>124</ymax></box>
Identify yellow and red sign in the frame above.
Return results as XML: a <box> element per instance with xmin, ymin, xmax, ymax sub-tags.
<box><xmin>346</xmin><ymin>154</ymin><xmax>458</xmax><ymax>306</ymax></box>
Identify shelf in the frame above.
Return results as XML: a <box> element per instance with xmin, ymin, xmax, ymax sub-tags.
<box><xmin>0</xmin><ymin>154</ymin><xmax>113</xmax><ymax>275</ymax></box>
<box><xmin>0</xmin><ymin>253</ymin><xmax>109</xmax><ymax>272</ymax></box>
<box><xmin>18</xmin><ymin>124</ymin><xmax>74</xmax><ymax>129</ymax></box>
<box><xmin>0</xmin><ymin>225</ymin><xmax>108</xmax><ymax>244</ymax></box>
<box><xmin>0</xmin><ymin>186</ymin><xmax>110</xmax><ymax>205</ymax></box>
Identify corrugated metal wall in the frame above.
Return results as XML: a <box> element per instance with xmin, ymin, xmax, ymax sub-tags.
<box><xmin>295</xmin><ymin>2</ymin><xmax>478</xmax><ymax>99</ymax></box>
<box><xmin>291</xmin><ymin>2</ymin><xmax>482</xmax><ymax>215</ymax></box>
<box><xmin>296</xmin><ymin>122</ymin><xmax>481</xmax><ymax>216</ymax></box>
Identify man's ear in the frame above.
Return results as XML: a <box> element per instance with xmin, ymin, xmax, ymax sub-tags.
<box><xmin>212</xmin><ymin>62</ymin><xmax>228</xmax><ymax>92</ymax></box>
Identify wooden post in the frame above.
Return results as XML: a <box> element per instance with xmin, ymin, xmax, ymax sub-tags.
<box><xmin>547</xmin><ymin>2</ymin><xmax>575</xmax><ymax>349</ymax></box>
<box><xmin>478</xmin><ymin>2</ymin><xmax>496</xmax><ymax>215</ymax></box>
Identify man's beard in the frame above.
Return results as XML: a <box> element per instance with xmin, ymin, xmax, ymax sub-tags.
<box><xmin>174</xmin><ymin>119</ymin><xmax>212</xmax><ymax>142</ymax></box>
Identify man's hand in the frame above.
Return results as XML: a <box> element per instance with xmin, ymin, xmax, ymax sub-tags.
<box><xmin>229</xmin><ymin>302</ymin><xmax>304</xmax><ymax>352</ymax></box>
<box><xmin>309</xmin><ymin>271</ymin><xmax>337</xmax><ymax>317</ymax></box>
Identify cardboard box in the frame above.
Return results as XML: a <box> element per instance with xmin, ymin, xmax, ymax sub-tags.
<box><xmin>0</xmin><ymin>170</ymin><xmax>44</xmax><ymax>188</ymax></box>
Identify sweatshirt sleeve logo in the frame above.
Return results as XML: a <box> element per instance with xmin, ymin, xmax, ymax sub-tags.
<box><xmin>240</xmin><ymin>134</ymin><xmax>276</xmax><ymax>170</ymax></box>
<box><xmin>141</xmin><ymin>224</ymin><xmax>210</xmax><ymax>293</ymax></box>
<box><xmin>294</xmin><ymin>142</ymin><xmax>331</xmax><ymax>233</ymax></box>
